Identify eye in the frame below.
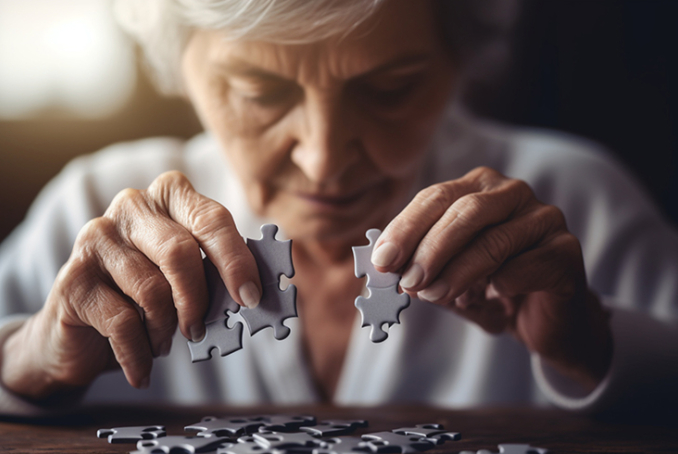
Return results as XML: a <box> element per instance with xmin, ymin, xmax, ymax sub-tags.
<box><xmin>355</xmin><ymin>74</ymin><xmax>423</xmax><ymax>108</ymax></box>
<box><xmin>241</xmin><ymin>86</ymin><xmax>296</xmax><ymax>107</ymax></box>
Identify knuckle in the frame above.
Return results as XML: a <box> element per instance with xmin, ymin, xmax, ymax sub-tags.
<box><xmin>476</xmin><ymin>229</ymin><xmax>512</xmax><ymax>268</ymax></box>
<box><xmin>470</xmin><ymin>166</ymin><xmax>503</xmax><ymax>186</ymax></box>
<box><xmin>157</xmin><ymin>233</ymin><xmax>200</xmax><ymax>271</ymax></box>
<box><xmin>108</xmin><ymin>188</ymin><xmax>146</xmax><ymax>215</ymax></box>
<box><xmin>148</xmin><ymin>171</ymin><xmax>192</xmax><ymax>199</ymax></box>
<box><xmin>131</xmin><ymin>273</ymin><xmax>172</xmax><ymax>309</ymax></box>
<box><xmin>540</xmin><ymin>204</ymin><xmax>567</xmax><ymax>230</ymax></box>
<box><xmin>506</xmin><ymin>178</ymin><xmax>534</xmax><ymax>203</ymax></box>
<box><xmin>418</xmin><ymin>183</ymin><xmax>454</xmax><ymax>213</ymax></box>
<box><xmin>104</xmin><ymin>307</ymin><xmax>142</xmax><ymax>341</ymax></box>
<box><xmin>450</xmin><ymin>193</ymin><xmax>486</xmax><ymax>225</ymax></box>
<box><xmin>190</xmin><ymin>203</ymin><xmax>234</xmax><ymax>240</ymax></box>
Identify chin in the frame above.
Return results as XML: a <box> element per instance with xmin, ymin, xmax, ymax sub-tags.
<box><xmin>273</xmin><ymin>208</ymin><xmax>384</xmax><ymax>244</ymax></box>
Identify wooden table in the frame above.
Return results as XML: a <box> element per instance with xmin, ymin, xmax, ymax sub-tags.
<box><xmin>0</xmin><ymin>405</ymin><xmax>675</xmax><ymax>453</ymax></box>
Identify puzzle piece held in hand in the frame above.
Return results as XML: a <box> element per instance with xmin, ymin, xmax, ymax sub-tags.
<box><xmin>188</xmin><ymin>224</ymin><xmax>298</xmax><ymax>361</ymax></box>
<box><xmin>132</xmin><ymin>435</ymin><xmax>230</xmax><ymax>454</ymax></box>
<box><xmin>96</xmin><ymin>425</ymin><xmax>166</xmax><ymax>444</ymax></box>
<box><xmin>185</xmin><ymin>416</ymin><xmax>266</xmax><ymax>437</ymax></box>
<box><xmin>187</xmin><ymin>316</ymin><xmax>243</xmax><ymax>362</ymax></box>
<box><xmin>355</xmin><ymin>287</ymin><xmax>410</xmax><ymax>343</ymax></box>
<box><xmin>353</xmin><ymin>229</ymin><xmax>400</xmax><ymax>289</ymax></box>
<box><xmin>361</xmin><ymin>431</ymin><xmax>435</xmax><ymax>453</ymax></box>
<box><xmin>353</xmin><ymin>228</ymin><xmax>411</xmax><ymax>343</ymax></box>
<box><xmin>301</xmin><ymin>420</ymin><xmax>368</xmax><ymax>437</ymax></box>
<box><xmin>240</xmin><ymin>284</ymin><xmax>297</xmax><ymax>340</ymax></box>
<box><xmin>460</xmin><ymin>444</ymin><xmax>549</xmax><ymax>454</ymax></box>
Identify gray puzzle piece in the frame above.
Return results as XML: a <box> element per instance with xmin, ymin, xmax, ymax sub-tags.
<box><xmin>355</xmin><ymin>287</ymin><xmax>410</xmax><ymax>343</ymax></box>
<box><xmin>240</xmin><ymin>283</ymin><xmax>297</xmax><ymax>340</ymax></box>
<box><xmin>257</xmin><ymin>415</ymin><xmax>317</xmax><ymax>432</ymax></box>
<box><xmin>313</xmin><ymin>436</ymin><xmax>373</xmax><ymax>454</ymax></box>
<box><xmin>132</xmin><ymin>435</ymin><xmax>230</xmax><ymax>454</ymax></box>
<box><xmin>392</xmin><ymin>424</ymin><xmax>460</xmax><ymax>445</ymax></box>
<box><xmin>460</xmin><ymin>444</ymin><xmax>549</xmax><ymax>454</ymax></box>
<box><xmin>301</xmin><ymin>420</ymin><xmax>368</xmax><ymax>437</ymax></box>
<box><xmin>253</xmin><ymin>431</ymin><xmax>328</xmax><ymax>450</ymax></box>
<box><xmin>361</xmin><ymin>431</ymin><xmax>434</xmax><ymax>453</ymax></box>
<box><xmin>185</xmin><ymin>416</ymin><xmax>266</xmax><ymax>437</ymax></box>
<box><xmin>247</xmin><ymin>224</ymin><xmax>295</xmax><ymax>286</ymax></box>
<box><xmin>97</xmin><ymin>425</ymin><xmax>165</xmax><ymax>444</ymax></box>
<box><xmin>188</xmin><ymin>317</ymin><xmax>243</xmax><ymax>362</ymax></box>
<box><xmin>203</xmin><ymin>257</ymin><xmax>241</xmax><ymax>324</ymax></box>
<box><xmin>217</xmin><ymin>441</ymin><xmax>281</xmax><ymax>454</ymax></box>
<box><xmin>353</xmin><ymin>229</ymin><xmax>400</xmax><ymax>289</ymax></box>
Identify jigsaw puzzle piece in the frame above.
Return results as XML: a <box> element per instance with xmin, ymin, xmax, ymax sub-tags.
<box><xmin>132</xmin><ymin>435</ymin><xmax>230</xmax><ymax>454</ymax></box>
<box><xmin>313</xmin><ymin>436</ymin><xmax>373</xmax><ymax>454</ymax></box>
<box><xmin>240</xmin><ymin>283</ymin><xmax>297</xmax><ymax>340</ymax></box>
<box><xmin>355</xmin><ymin>287</ymin><xmax>410</xmax><ymax>343</ymax></box>
<box><xmin>361</xmin><ymin>431</ymin><xmax>435</xmax><ymax>453</ymax></box>
<box><xmin>353</xmin><ymin>229</ymin><xmax>400</xmax><ymax>289</ymax></box>
<box><xmin>300</xmin><ymin>420</ymin><xmax>368</xmax><ymax>437</ymax></box>
<box><xmin>392</xmin><ymin>423</ymin><xmax>460</xmax><ymax>445</ymax></box>
<box><xmin>185</xmin><ymin>416</ymin><xmax>266</xmax><ymax>437</ymax></box>
<box><xmin>459</xmin><ymin>444</ymin><xmax>549</xmax><ymax>454</ymax></box>
<box><xmin>247</xmin><ymin>224</ymin><xmax>295</xmax><ymax>286</ymax></box>
<box><xmin>188</xmin><ymin>317</ymin><xmax>243</xmax><ymax>362</ymax></box>
<box><xmin>96</xmin><ymin>425</ymin><xmax>165</xmax><ymax>444</ymax></box>
<box><xmin>217</xmin><ymin>441</ymin><xmax>280</xmax><ymax>454</ymax></box>
<box><xmin>203</xmin><ymin>256</ymin><xmax>241</xmax><ymax>324</ymax></box>
<box><xmin>253</xmin><ymin>431</ymin><xmax>328</xmax><ymax>451</ymax></box>
<box><xmin>256</xmin><ymin>414</ymin><xmax>316</xmax><ymax>432</ymax></box>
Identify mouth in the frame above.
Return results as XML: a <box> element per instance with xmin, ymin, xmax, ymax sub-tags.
<box><xmin>294</xmin><ymin>186</ymin><xmax>376</xmax><ymax>210</ymax></box>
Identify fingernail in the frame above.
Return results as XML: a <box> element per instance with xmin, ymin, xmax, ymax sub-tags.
<box><xmin>371</xmin><ymin>242</ymin><xmax>398</xmax><ymax>267</ymax></box>
<box><xmin>400</xmin><ymin>264</ymin><xmax>424</xmax><ymax>289</ymax></box>
<box><xmin>418</xmin><ymin>281</ymin><xmax>449</xmax><ymax>303</ymax></box>
<box><xmin>139</xmin><ymin>376</ymin><xmax>150</xmax><ymax>389</ymax></box>
<box><xmin>158</xmin><ymin>339</ymin><xmax>172</xmax><ymax>357</ymax></box>
<box><xmin>239</xmin><ymin>281</ymin><xmax>261</xmax><ymax>309</ymax></box>
<box><xmin>190</xmin><ymin>324</ymin><xmax>205</xmax><ymax>342</ymax></box>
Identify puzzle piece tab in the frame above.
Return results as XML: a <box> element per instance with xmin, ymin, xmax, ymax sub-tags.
<box><xmin>257</xmin><ymin>414</ymin><xmax>317</xmax><ymax>432</ymax></box>
<box><xmin>353</xmin><ymin>229</ymin><xmax>400</xmax><ymax>289</ymax></box>
<box><xmin>96</xmin><ymin>425</ymin><xmax>165</xmax><ymax>444</ymax></box>
<box><xmin>313</xmin><ymin>436</ymin><xmax>372</xmax><ymax>454</ymax></box>
<box><xmin>188</xmin><ymin>317</ymin><xmax>243</xmax><ymax>362</ymax></box>
<box><xmin>355</xmin><ymin>287</ymin><xmax>410</xmax><ymax>343</ymax></box>
<box><xmin>392</xmin><ymin>423</ymin><xmax>460</xmax><ymax>445</ymax></box>
<box><xmin>253</xmin><ymin>431</ymin><xmax>328</xmax><ymax>451</ymax></box>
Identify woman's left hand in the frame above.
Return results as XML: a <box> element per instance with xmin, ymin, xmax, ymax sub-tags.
<box><xmin>372</xmin><ymin>166</ymin><xmax>612</xmax><ymax>390</ymax></box>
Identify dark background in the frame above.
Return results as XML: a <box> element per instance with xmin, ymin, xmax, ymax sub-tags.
<box><xmin>1</xmin><ymin>0</ymin><xmax>676</xmax><ymax>244</ymax></box>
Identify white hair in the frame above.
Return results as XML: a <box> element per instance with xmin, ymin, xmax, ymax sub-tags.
<box><xmin>114</xmin><ymin>0</ymin><xmax>519</xmax><ymax>96</ymax></box>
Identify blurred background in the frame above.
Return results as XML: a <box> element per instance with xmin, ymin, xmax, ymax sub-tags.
<box><xmin>1</xmin><ymin>0</ymin><xmax>676</xmax><ymax>244</ymax></box>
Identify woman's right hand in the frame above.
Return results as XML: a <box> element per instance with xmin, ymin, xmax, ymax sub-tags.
<box><xmin>0</xmin><ymin>171</ymin><xmax>262</xmax><ymax>400</ymax></box>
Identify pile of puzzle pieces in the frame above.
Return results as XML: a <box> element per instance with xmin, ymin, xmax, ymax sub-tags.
<box><xmin>97</xmin><ymin>414</ymin><xmax>549</xmax><ymax>454</ymax></box>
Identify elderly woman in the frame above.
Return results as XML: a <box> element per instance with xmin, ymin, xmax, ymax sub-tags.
<box><xmin>0</xmin><ymin>0</ymin><xmax>676</xmax><ymax>415</ymax></box>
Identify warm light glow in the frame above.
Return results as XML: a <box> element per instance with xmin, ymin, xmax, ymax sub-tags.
<box><xmin>0</xmin><ymin>0</ymin><xmax>136</xmax><ymax>119</ymax></box>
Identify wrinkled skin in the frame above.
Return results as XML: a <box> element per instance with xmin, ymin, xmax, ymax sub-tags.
<box><xmin>1</xmin><ymin>0</ymin><xmax>611</xmax><ymax>402</ymax></box>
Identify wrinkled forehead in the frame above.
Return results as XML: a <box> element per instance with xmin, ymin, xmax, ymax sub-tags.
<box><xmin>194</xmin><ymin>0</ymin><xmax>441</xmax><ymax>84</ymax></box>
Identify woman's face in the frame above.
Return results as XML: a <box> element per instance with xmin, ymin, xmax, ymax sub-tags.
<box><xmin>182</xmin><ymin>0</ymin><xmax>455</xmax><ymax>244</ymax></box>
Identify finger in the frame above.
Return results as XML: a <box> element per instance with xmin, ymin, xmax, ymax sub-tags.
<box><xmin>399</xmin><ymin>178</ymin><xmax>534</xmax><ymax>291</ymax></box>
<box><xmin>148</xmin><ymin>172</ymin><xmax>261</xmax><ymax>309</ymax></box>
<box><xmin>370</xmin><ymin>169</ymin><xmax>485</xmax><ymax>272</ymax></box>
<box><xmin>416</xmin><ymin>204</ymin><xmax>565</xmax><ymax>304</ymax></box>
<box><xmin>93</xmin><ymin>217</ymin><xmax>177</xmax><ymax>358</ymax></box>
<box><xmin>74</xmin><ymin>281</ymin><xmax>153</xmax><ymax>389</ymax></box>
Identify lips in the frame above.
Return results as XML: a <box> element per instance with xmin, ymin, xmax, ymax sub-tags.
<box><xmin>295</xmin><ymin>190</ymin><xmax>367</xmax><ymax>207</ymax></box>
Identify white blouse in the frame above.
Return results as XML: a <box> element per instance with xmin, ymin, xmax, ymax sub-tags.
<box><xmin>1</xmin><ymin>107</ymin><xmax>676</xmax><ymax>415</ymax></box>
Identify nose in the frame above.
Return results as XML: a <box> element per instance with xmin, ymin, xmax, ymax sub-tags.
<box><xmin>290</xmin><ymin>91</ymin><xmax>359</xmax><ymax>184</ymax></box>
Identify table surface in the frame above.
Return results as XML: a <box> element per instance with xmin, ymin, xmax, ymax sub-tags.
<box><xmin>0</xmin><ymin>405</ymin><xmax>676</xmax><ymax>453</ymax></box>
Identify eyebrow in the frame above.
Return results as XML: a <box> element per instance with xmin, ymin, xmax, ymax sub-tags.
<box><xmin>209</xmin><ymin>53</ymin><xmax>433</xmax><ymax>83</ymax></box>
